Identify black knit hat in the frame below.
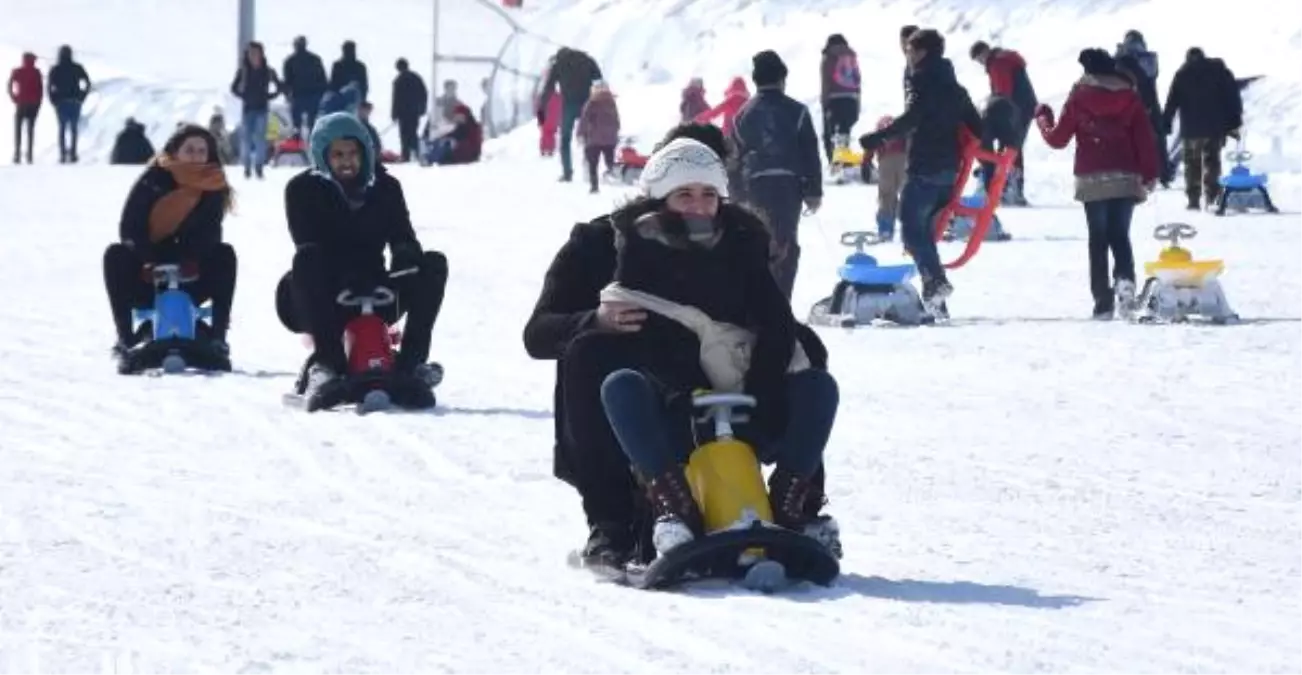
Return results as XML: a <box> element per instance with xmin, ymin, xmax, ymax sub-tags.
<box><xmin>1078</xmin><ymin>48</ymin><xmax>1115</xmax><ymax>76</ymax></box>
<box><xmin>752</xmin><ymin>50</ymin><xmax>788</xmax><ymax>86</ymax></box>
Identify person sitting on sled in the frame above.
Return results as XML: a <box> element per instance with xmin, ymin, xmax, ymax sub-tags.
<box><xmin>104</xmin><ymin>124</ymin><xmax>238</xmax><ymax>373</ymax></box>
<box><xmin>600</xmin><ymin>138</ymin><xmax>841</xmax><ymax>559</ymax></box>
<box><xmin>860</xmin><ymin>28</ymin><xmax>982</xmax><ymax>315</ymax></box>
<box><xmin>274</xmin><ymin>111</ymin><xmax>449</xmax><ymax>410</ymax></box>
<box><xmin>523</xmin><ymin>122</ymin><xmax>838</xmax><ymax>569</ymax></box>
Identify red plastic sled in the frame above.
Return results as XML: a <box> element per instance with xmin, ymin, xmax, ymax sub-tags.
<box><xmin>932</xmin><ymin>139</ymin><xmax>1018</xmax><ymax>270</ymax></box>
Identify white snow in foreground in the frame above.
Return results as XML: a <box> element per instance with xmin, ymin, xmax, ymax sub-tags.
<box><xmin>0</xmin><ymin>157</ymin><xmax>1298</xmax><ymax>672</ymax></box>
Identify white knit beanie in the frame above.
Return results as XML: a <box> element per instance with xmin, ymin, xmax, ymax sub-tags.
<box><xmin>639</xmin><ymin>138</ymin><xmax>730</xmax><ymax>200</ymax></box>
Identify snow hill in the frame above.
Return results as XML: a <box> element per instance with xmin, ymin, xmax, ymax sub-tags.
<box><xmin>2</xmin><ymin>0</ymin><xmax>1300</xmax><ymax>672</ymax></box>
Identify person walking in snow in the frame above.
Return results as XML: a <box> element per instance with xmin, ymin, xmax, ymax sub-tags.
<box><xmin>576</xmin><ymin>81</ymin><xmax>620</xmax><ymax>193</ymax></box>
<box><xmin>969</xmin><ymin>41</ymin><xmax>1037</xmax><ymax>205</ymax></box>
<box><xmin>679</xmin><ymin>78</ymin><xmax>709</xmax><ymax>123</ymax></box>
<box><xmin>329</xmin><ymin>41</ymin><xmax>369</xmax><ymax>103</ymax></box>
<box><xmin>229</xmin><ymin>41</ymin><xmax>282</xmax><ymax>180</ymax></box>
<box><xmin>282</xmin><ymin>36</ymin><xmax>329</xmax><ymax>138</ymax></box>
<box><xmin>819</xmin><ymin>34</ymin><xmax>861</xmax><ymax>163</ymax></box>
<box><xmin>537</xmin><ymin>46</ymin><xmax>604</xmax><ymax>183</ymax></box>
<box><xmin>391</xmin><ymin>58</ymin><xmax>429</xmax><ymax>162</ymax></box>
<box><xmin>863</xmin><ymin>115</ymin><xmax>907</xmax><ymax>241</ymax></box>
<box><xmin>1162</xmin><ymin>48</ymin><xmax>1242</xmax><ymax>211</ymax></box>
<box><xmin>46</xmin><ymin>45</ymin><xmax>91</xmax><ymax>163</ymax></box>
<box><xmin>1035</xmin><ymin>49</ymin><xmax>1159</xmax><ymax>320</ymax></box>
<box><xmin>1114</xmin><ymin>30</ymin><xmax>1170</xmax><ymax>188</ymax></box>
<box><xmin>8</xmin><ymin>52</ymin><xmax>42</xmax><ymax>164</ymax></box>
<box><xmin>861</xmin><ymin>29</ymin><xmax>982</xmax><ymax>318</ymax></box>
<box><xmin>730</xmin><ymin>50</ymin><xmax>823</xmax><ymax>300</ymax></box>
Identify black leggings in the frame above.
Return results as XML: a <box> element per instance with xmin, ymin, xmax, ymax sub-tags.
<box><xmin>103</xmin><ymin>242</ymin><xmax>238</xmax><ymax>344</ymax></box>
<box><xmin>13</xmin><ymin>105</ymin><xmax>37</xmax><ymax>160</ymax></box>
<box><xmin>274</xmin><ymin>243</ymin><xmax>448</xmax><ymax>371</ymax></box>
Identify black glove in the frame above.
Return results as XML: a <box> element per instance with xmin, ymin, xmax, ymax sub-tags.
<box><xmin>859</xmin><ymin>132</ymin><xmax>883</xmax><ymax>151</ymax></box>
<box><xmin>390</xmin><ymin>244</ymin><xmax>423</xmax><ymax>274</ymax></box>
<box><xmin>536</xmin><ymin>108</ymin><xmax>546</xmax><ymax>127</ymax></box>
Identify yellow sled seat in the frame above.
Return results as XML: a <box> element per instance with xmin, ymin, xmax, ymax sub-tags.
<box><xmin>685</xmin><ymin>433</ymin><xmax>774</xmax><ymax>533</ymax></box>
<box><xmin>1143</xmin><ymin>246</ymin><xmax>1225</xmax><ymax>288</ymax></box>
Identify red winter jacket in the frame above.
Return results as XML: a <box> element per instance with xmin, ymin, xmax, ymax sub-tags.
<box><xmin>8</xmin><ymin>53</ymin><xmax>43</xmax><ymax>106</ymax></box>
<box><xmin>694</xmin><ymin>76</ymin><xmax>749</xmax><ymax>136</ymax></box>
<box><xmin>1038</xmin><ymin>73</ymin><xmax>1159</xmax><ymax>202</ymax></box>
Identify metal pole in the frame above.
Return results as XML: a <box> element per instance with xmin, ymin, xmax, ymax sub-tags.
<box><xmin>238</xmin><ymin>0</ymin><xmax>255</xmax><ymax>65</ymax></box>
<box><xmin>431</xmin><ymin>0</ymin><xmax>441</xmax><ymax>116</ymax></box>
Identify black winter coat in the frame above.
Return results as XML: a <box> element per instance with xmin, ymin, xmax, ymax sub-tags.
<box><xmin>1162</xmin><ymin>56</ymin><xmax>1242</xmax><ymax>139</ymax></box>
<box><xmin>523</xmin><ymin>202</ymin><xmax>830</xmax><ymax>484</ymax></box>
<box><xmin>330</xmin><ymin>58</ymin><xmax>369</xmax><ymax>102</ymax></box>
<box><xmin>282</xmin><ymin>49</ymin><xmax>328</xmax><ymax>98</ymax></box>
<box><xmin>865</xmin><ymin>54</ymin><xmax>982</xmax><ymax>176</ymax></box>
<box><xmin>542</xmin><ymin>50</ymin><xmax>603</xmax><ymax>104</ymax></box>
<box><xmin>284</xmin><ymin>164</ymin><xmax>422</xmax><ymax>280</ymax></box>
<box><xmin>110</xmin><ymin>122</ymin><xmax>155</xmax><ymax>165</ymax></box>
<box><xmin>230</xmin><ymin>64</ymin><xmax>282</xmax><ymax>113</ymax></box>
<box><xmin>730</xmin><ymin>88</ymin><xmax>824</xmax><ymax>198</ymax></box>
<box><xmin>47</xmin><ymin>61</ymin><xmax>90</xmax><ymax>104</ymax></box>
<box><xmin>392</xmin><ymin>70</ymin><xmax>429</xmax><ymax>121</ymax></box>
<box><xmin>119</xmin><ymin>165</ymin><xmax>227</xmax><ymax>262</ymax></box>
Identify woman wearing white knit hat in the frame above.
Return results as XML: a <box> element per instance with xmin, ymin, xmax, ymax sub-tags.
<box><xmin>591</xmin><ymin>135</ymin><xmax>843</xmax><ymax>563</ymax></box>
<box><xmin>523</xmin><ymin>123</ymin><xmax>840</xmax><ymax>572</ymax></box>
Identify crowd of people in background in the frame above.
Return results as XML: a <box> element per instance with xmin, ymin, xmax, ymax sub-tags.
<box><xmin>7</xmin><ymin>38</ymin><xmax>486</xmax><ymax>172</ymax></box>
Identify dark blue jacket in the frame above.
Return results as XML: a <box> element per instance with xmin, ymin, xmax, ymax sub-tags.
<box><xmin>729</xmin><ymin>87</ymin><xmax>823</xmax><ymax>198</ymax></box>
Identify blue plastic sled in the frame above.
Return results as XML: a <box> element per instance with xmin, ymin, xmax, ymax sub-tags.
<box><xmin>123</xmin><ymin>264</ymin><xmax>227</xmax><ymax>374</ymax></box>
<box><xmin>946</xmin><ymin>191</ymin><xmax>1009</xmax><ymax>242</ymax></box>
<box><xmin>1215</xmin><ymin>149</ymin><xmax>1279</xmax><ymax>215</ymax></box>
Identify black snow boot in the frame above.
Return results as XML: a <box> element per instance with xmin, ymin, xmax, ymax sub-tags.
<box><xmin>770</xmin><ymin>466</ymin><xmax>843</xmax><ymax>559</ymax></box>
<box><xmin>581</xmin><ymin>521</ymin><xmax>635</xmax><ymax>569</ymax></box>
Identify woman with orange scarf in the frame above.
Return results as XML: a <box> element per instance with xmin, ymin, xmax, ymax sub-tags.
<box><xmin>103</xmin><ymin>124</ymin><xmax>238</xmax><ymax>374</ymax></box>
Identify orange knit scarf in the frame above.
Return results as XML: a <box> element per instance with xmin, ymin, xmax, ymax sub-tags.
<box><xmin>147</xmin><ymin>155</ymin><xmax>229</xmax><ymax>243</ymax></box>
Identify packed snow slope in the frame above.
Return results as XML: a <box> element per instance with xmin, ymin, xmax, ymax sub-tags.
<box><xmin>0</xmin><ymin>158</ymin><xmax>1300</xmax><ymax>671</ymax></box>
<box><xmin>4</xmin><ymin>0</ymin><xmax>1300</xmax><ymax>175</ymax></box>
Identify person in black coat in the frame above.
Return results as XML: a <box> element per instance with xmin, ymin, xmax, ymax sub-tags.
<box><xmin>46</xmin><ymin>45</ymin><xmax>91</xmax><ymax>163</ymax></box>
<box><xmin>282</xmin><ymin>36</ymin><xmax>329</xmax><ymax>137</ymax></box>
<box><xmin>230</xmin><ymin>41</ymin><xmax>282</xmax><ymax>179</ymax></box>
<box><xmin>523</xmin><ymin>121</ymin><xmax>838</xmax><ymax>569</ymax></box>
<box><xmin>273</xmin><ymin>112</ymin><xmax>448</xmax><ymax>411</ymax></box>
<box><xmin>729</xmin><ymin>49</ymin><xmax>824</xmax><ymax>300</ymax></box>
<box><xmin>1162</xmin><ymin>48</ymin><xmax>1243</xmax><ymax>209</ymax></box>
<box><xmin>861</xmin><ymin>29</ymin><xmax>982</xmax><ymax>316</ymax></box>
<box><xmin>109</xmin><ymin>117</ymin><xmax>156</xmax><ymax>165</ymax></box>
<box><xmin>329</xmin><ymin>41</ymin><xmax>369</xmax><ymax>103</ymax></box>
<box><xmin>391</xmin><ymin>58</ymin><xmax>429</xmax><ymax>162</ymax></box>
<box><xmin>103</xmin><ymin>125</ymin><xmax>237</xmax><ymax>373</ymax></box>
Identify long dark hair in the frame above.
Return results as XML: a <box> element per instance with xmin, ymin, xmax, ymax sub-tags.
<box><xmin>159</xmin><ymin>124</ymin><xmax>234</xmax><ymax>212</ymax></box>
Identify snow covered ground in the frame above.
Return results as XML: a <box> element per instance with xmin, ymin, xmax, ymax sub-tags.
<box><xmin>2</xmin><ymin>0</ymin><xmax>1301</xmax><ymax>672</ymax></box>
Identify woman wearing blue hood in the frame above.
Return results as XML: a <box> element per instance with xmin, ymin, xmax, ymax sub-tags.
<box><xmin>275</xmin><ymin>112</ymin><xmax>449</xmax><ymax>411</ymax></box>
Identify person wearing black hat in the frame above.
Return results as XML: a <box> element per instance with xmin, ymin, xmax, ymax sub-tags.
<box><xmin>329</xmin><ymin>40</ymin><xmax>369</xmax><ymax>103</ymax></box>
<box><xmin>860</xmin><ymin>29</ymin><xmax>981</xmax><ymax>320</ymax></box>
<box><xmin>729</xmin><ymin>49</ymin><xmax>823</xmax><ymax>300</ymax></box>
<box><xmin>391</xmin><ymin>58</ymin><xmax>429</xmax><ymax>162</ymax></box>
<box><xmin>1162</xmin><ymin>47</ymin><xmax>1242</xmax><ymax>210</ymax></box>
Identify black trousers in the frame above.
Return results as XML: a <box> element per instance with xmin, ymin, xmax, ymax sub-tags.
<box><xmin>13</xmin><ymin>105</ymin><xmax>37</xmax><ymax>161</ymax></box>
<box><xmin>822</xmin><ymin>97</ymin><xmax>860</xmax><ymax>162</ymax></box>
<box><xmin>103</xmin><ymin>242</ymin><xmax>238</xmax><ymax>343</ymax></box>
<box><xmin>397</xmin><ymin>116</ymin><xmax>421</xmax><ymax>162</ymax></box>
<box><xmin>1082</xmin><ymin>198</ymin><xmax>1136</xmax><ymax>310</ymax></box>
<box><xmin>274</xmin><ymin>243</ymin><xmax>448</xmax><ymax>371</ymax></box>
<box><xmin>584</xmin><ymin>145</ymin><xmax>615</xmax><ymax>190</ymax></box>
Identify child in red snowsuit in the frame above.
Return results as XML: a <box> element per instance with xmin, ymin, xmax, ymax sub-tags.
<box><xmin>693</xmin><ymin>76</ymin><xmax>749</xmax><ymax>136</ymax></box>
<box><xmin>537</xmin><ymin>88</ymin><xmax>561</xmax><ymax>156</ymax></box>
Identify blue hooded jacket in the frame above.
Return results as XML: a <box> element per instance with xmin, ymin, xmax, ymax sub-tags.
<box><xmin>309</xmin><ymin>111</ymin><xmax>376</xmax><ymax>188</ymax></box>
